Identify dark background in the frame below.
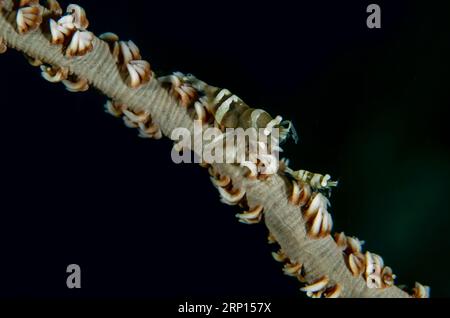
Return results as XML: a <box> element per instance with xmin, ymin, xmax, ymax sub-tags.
<box><xmin>0</xmin><ymin>0</ymin><xmax>449</xmax><ymax>298</ymax></box>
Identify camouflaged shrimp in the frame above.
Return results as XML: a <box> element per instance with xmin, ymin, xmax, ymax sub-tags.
<box><xmin>182</xmin><ymin>73</ymin><xmax>337</xmax><ymax>194</ymax></box>
<box><xmin>184</xmin><ymin>74</ymin><xmax>299</xmax><ymax>145</ymax></box>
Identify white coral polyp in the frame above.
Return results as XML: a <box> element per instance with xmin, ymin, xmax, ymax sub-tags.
<box><xmin>66</xmin><ymin>30</ymin><xmax>94</xmax><ymax>57</ymax></box>
<box><xmin>16</xmin><ymin>6</ymin><xmax>42</xmax><ymax>34</ymax></box>
<box><xmin>127</xmin><ymin>60</ymin><xmax>151</xmax><ymax>88</ymax></box>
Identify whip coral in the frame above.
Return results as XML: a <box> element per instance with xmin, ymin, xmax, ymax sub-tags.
<box><xmin>0</xmin><ymin>0</ymin><xmax>430</xmax><ymax>298</ymax></box>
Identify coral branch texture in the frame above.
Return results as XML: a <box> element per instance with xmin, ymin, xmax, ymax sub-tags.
<box><xmin>1</xmin><ymin>0</ymin><xmax>424</xmax><ymax>298</ymax></box>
